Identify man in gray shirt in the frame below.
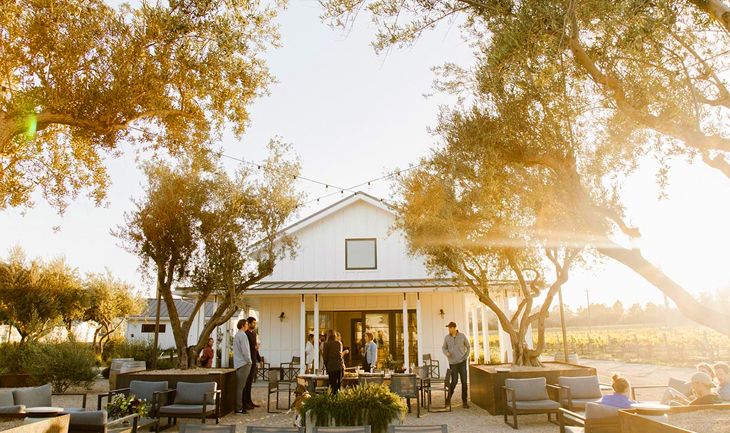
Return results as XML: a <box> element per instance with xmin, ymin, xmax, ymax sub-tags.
<box><xmin>714</xmin><ymin>362</ymin><xmax>730</xmax><ymax>401</ymax></box>
<box><xmin>442</xmin><ymin>321</ymin><xmax>471</xmax><ymax>408</ymax></box>
<box><xmin>233</xmin><ymin>319</ymin><xmax>252</xmax><ymax>414</ymax></box>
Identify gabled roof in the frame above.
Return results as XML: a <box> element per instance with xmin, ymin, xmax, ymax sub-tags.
<box><xmin>250</xmin><ymin>191</ymin><xmax>392</xmax><ymax>253</ymax></box>
<box><xmin>129</xmin><ymin>299</ymin><xmax>216</xmax><ymax>319</ymax></box>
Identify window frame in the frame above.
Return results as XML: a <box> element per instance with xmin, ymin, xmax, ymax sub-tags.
<box><xmin>141</xmin><ymin>324</ymin><xmax>166</xmax><ymax>333</ymax></box>
<box><xmin>345</xmin><ymin>238</ymin><xmax>378</xmax><ymax>270</ymax></box>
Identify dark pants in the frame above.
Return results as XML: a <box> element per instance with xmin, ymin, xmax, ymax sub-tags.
<box><xmin>447</xmin><ymin>360</ymin><xmax>468</xmax><ymax>402</ymax></box>
<box><xmin>243</xmin><ymin>363</ymin><xmax>257</xmax><ymax>406</ymax></box>
<box><xmin>363</xmin><ymin>361</ymin><xmax>371</xmax><ymax>373</ymax></box>
<box><xmin>328</xmin><ymin>370</ymin><xmax>343</xmax><ymax>394</ymax></box>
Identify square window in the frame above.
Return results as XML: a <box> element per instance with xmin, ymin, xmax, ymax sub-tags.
<box><xmin>346</xmin><ymin>238</ymin><xmax>377</xmax><ymax>270</ymax></box>
<box><xmin>141</xmin><ymin>324</ymin><xmax>166</xmax><ymax>333</ymax></box>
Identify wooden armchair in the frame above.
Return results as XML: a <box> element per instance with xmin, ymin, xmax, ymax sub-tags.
<box><xmin>557</xmin><ymin>403</ymin><xmax>620</xmax><ymax>433</ymax></box>
<box><xmin>503</xmin><ymin>377</ymin><xmax>561</xmax><ymax>429</ymax></box>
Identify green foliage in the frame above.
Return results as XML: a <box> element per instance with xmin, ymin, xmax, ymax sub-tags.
<box><xmin>106</xmin><ymin>339</ymin><xmax>160</xmax><ymax>370</ymax></box>
<box><xmin>0</xmin><ymin>342</ymin><xmax>34</xmax><ymax>375</ymax></box>
<box><xmin>0</xmin><ymin>0</ymin><xmax>285</xmax><ymax>213</ymax></box>
<box><xmin>105</xmin><ymin>394</ymin><xmax>151</xmax><ymax>420</ymax></box>
<box><xmin>301</xmin><ymin>385</ymin><xmax>406</xmax><ymax>433</ymax></box>
<box><xmin>381</xmin><ymin>355</ymin><xmax>401</xmax><ymax>371</ymax></box>
<box><xmin>27</xmin><ymin>342</ymin><xmax>97</xmax><ymax>392</ymax></box>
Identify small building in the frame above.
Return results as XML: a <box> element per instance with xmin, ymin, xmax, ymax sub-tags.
<box><xmin>126</xmin><ymin>299</ymin><xmax>217</xmax><ymax>350</ymax></box>
<box><xmin>248</xmin><ymin>192</ymin><xmax>523</xmax><ymax>371</ymax></box>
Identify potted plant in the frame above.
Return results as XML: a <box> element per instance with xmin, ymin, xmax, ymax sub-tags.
<box><xmin>106</xmin><ymin>394</ymin><xmax>151</xmax><ymax>421</ymax></box>
<box><xmin>381</xmin><ymin>356</ymin><xmax>401</xmax><ymax>374</ymax></box>
<box><xmin>301</xmin><ymin>385</ymin><xmax>406</xmax><ymax>433</ymax></box>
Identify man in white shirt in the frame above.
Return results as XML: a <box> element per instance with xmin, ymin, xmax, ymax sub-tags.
<box><xmin>233</xmin><ymin>319</ymin><xmax>252</xmax><ymax>414</ymax></box>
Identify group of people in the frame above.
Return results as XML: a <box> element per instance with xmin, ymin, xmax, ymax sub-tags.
<box><xmin>600</xmin><ymin>361</ymin><xmax>730</xmax><ymax>409</ymax></box>
<box><xmin>232</xmin><ymin>317</ymin><xmax>262</xmax><ymax>414</ymax></box>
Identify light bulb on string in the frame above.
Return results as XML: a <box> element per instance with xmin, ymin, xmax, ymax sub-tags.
<box><xmin>341</xmin><ymin>190</ymin><xmax>344</xmax><ymax>196</ymax></box>
<box><xmin>367</xmin><ymin>181</ymin><xmax>371</xmax><ymax>190</ymax></box>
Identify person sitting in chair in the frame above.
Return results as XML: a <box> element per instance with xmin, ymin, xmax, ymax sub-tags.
<box><xmin>669</xmin><ymin>372</ymin><xmax>722</xmax><ymax>406</ymax></box>
<box><xmin>600</xmin><ymin>373</ymin><xmax>637</xmax><ymax>409</ymax></box>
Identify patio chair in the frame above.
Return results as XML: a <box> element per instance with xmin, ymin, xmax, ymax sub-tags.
<box><xmin>255</xmin><ymin>357</ymin><xmax>271</xmax><ymax>382</ymax></box>
<box><xmin>281</xmin><ymin>356</ymin><xmax>301</xmax><ymax>382</ymax></box>
<box><xmin>358</xmin><ymin>373</ymin><xmax>384</xmax><ymax>386</ymax></box>
<box><xmin>267</xmin><ymin>369</ymin><xmax>292</xmax><ymax>413</ymax></box>
<box><xmin>556</xmin><ymin>376</ymin><xmax>605</xmax><ymax>411</ymax></box>
<box><xmin>180</xmin><ymin>423</ymin><xmax>236</xmax><ymax>433</ymax></box>
<box><xmin>412</xmin><ymin>366</ymin><xmax>429</xmax><ymax>407</ymax></box>
<box><xmin>388</xmin><ymin>426</ymin><xmax>447</xmax><ymax>433</ymax></box>
<box><xmin>67</xmin><ymin>411</ymin><xmax>140</xmax><ymax>433</ymax></box>
<box><xmin>631</xmin><ymin>376</ymin><xmax>691</xmax><ymax>401</ymax></box>
<box><xmin>154</xmin><ymin>381</ymin><xmax>220</xmax><ymax>431</ymax></box>
<box><xmin>389</xmin><ymin>373</ymin><xmax>420</xmax><ymax>418</ymax></box>
<box><xmin>98</xmin><ymin>380</ymin><xmax>169</xmax><ymax>415</ymax></box>
<box><xmin>424</xmin><ymin>367</ymin><xmax>451</xmax><ymax>413</ymax></box>
<box><xmin>422</xmin><ymin>354</ymin><xmax>440</xmax><ymax>378</ymax></box>
<box><xmin>12</xmin><ymin>384</ymin><xmax>88</xmax><ymax>412</ymax></box>
<box><xmin>246</xmin><ymin>428</ymin><xmax>304</xmax><ymax>433</ymax></box>
<box><xmin>557</xmin><ymin>402</ymin><xmax>620</xmax><ymax>433</ymax></box>
<box><xmin>503</xmin><ymin>377</ymin><xmax>561</xmax><ymax>429</ymax></box>
<box><xmin>311</xmin><ymin>428</ymin><xmax>371</xmax><ymax>433</ymax></box>
<box><xmin>0</xmin><ymin>392</ymin><xmax>24</xmax><ymax>413</ymax></box>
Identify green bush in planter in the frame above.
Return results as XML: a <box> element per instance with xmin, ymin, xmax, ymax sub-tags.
<box><xmin>301</xmin><ymin>384</ymin><xmax>406</xmax><ymax>433</ymax></box>
<box><xmin>28</xmin><ymin>342</ymin><xmax>97</xmax><ymax>392</ymax></box>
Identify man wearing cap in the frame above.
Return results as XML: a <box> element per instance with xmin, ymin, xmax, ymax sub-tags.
<box><xmin>442</xmin><ymin>321</ymin><xmax>471</xmax><ymax>408</ymax></box>
<box><xmin>670</xmin><ymin>372</ymin><xmax>722</xmax><ymax>406</ymax></box>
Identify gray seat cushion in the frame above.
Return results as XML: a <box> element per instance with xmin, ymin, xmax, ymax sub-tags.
<box><xmin>561</xmin><ymin>397</ymin><xmax>603</xmax><ymax>409</ymax></box>
<box><xmin>173</xmin><ymin>382</ymin><xmax>216</xmax><ymax>405</ymax></box>
<box><xmin>129</xmin><ymin>381</ymin><xmax>168</xmax><ymax>402</ymax></box>
<box><xmin>558</xmin><ymin>376</ymin><xmax>602</xmax><ymax>399</ymax></box>
<box><xmin>505</xmin><ymin>377</ymin><xmax>549</xmax><ymax>401</ymax></box>
<box><xmin>508</xmin><ymin>399</ymin><xmax>561</xmax><ymax>410</ymax></box>
<box><xmin>565</xmin><ymin>427</ymin><xmax>585</xmax><ymax>433</ymax></box>
<box><xmin>69</xmin><ymin>411</ymin><xmax>107</xmax><ymax>426</ymax></box>
<box><xmin>0</xmin><ymin>392</ymin><xmax>14</xmax><ymax>407</ymax></box>
<box><xmin>13</xmin><ymin>384</ymin><xmax>52</xmax><ymax>408</ymax></box>
<box><xmin>584</xmin><ymin>402</ymin><xmax>619</xmax><ymax>419</ymax></box>
<box><xmin>0</xmin><ymin>405</ymin><xmax>25</xmax><ymax>413</ymax></box>
<box><xmin>158</xmin><ymin>404</ymin><xmax>215</xmax><ymax>415</ymax></box>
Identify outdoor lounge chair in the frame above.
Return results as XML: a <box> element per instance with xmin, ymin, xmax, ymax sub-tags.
<box><xmin>388</xmin><ymin>426</ymin><xmax>447</xmax><ymax>433</ymax></box>
<box><xmin>311</xmin><ymin>428</ymin><xmax>371</xmax><ymax>433</ymax></box>
<box><xmin>245</xmin><ymin>428</ymin><xmax>304</xmax><ymax>433</ymax></box>
<box><xmin>389</xmin><ymin>373</ymin><xmax>420</xmax><ymax>418</ymax></box>
<box><xmin>154</xmin><ymin>382</ymin><xmax>220</xmax><ymax>431</ymax></box>
<box><xmin>67</xmin><ymin>411</ymin><xmax>140</xmax><ymax>433</ymax></box>
<box><xmin>12</xmin><ymin>384</ymin><xmax>88</xmax><ymax>413</ymax></box>
<box><xmin>557</xmin><ymin>402</ymin><xmax>620</xmax><ymax>433</ymax></box>
<box><xmin>0</xmin><ymin>392</ymin><xmax>24</xmax><ymax>413</ymax></box>
<box><xmin>557</xmin><ymin>376</ymin><xmax>605</xmax><ymax>411</ymax></box>
<box><xmin>631</xmin><ymin>376</ymin><xmax>691</xmax><ymax>401</ymax></box>
<box><xmin>98</xmin><ymin>380</ymin><xmax>169</xmax><ymax>415</ymax></box>
<box><xmin>180</xmin><ymin>423</ymin><xmax>236</xmax><ymax>433</ymax></box>
<box><xmin>503</xmin><ymin>377</ymin><xmax>561</xmax><ymax>429</ymax></box>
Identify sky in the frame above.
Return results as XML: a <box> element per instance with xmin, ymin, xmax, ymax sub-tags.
<box><xmin>2</xmin><ymin>0</ymin><xmax>730</xmax><ymax>312</ymax></box>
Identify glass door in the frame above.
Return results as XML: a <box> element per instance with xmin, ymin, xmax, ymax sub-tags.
<box><xmin>365</xmin><ymin>313</ymin><xmax>391</xmax><ymax>365</ymax></box>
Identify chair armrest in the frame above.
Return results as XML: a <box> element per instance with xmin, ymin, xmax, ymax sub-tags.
<box><xmin>557</xmin><ymin>408</ymin><xmax>585</xmax><ymax>433</ymax></box>
<box><xmin>503</xmin><ymin>386</ymin><xmax>517</xmax><ymax>410</ymax></box>
<box><xmin>53</xmin><ymin>392</ymin><xmax>87</xmax><ymax>409</ymax></box>
<box><xmin>548</xmin><ymin>384</ymin><xmax>571</xmax><ymax>407</ymax></box>
<box><xmin>152</xmin><ymin>389</ymin><xmax>176</xmax><ymax>407</ymax></box>
<box><xmin>202</xmin><ymin>390</ymin><xmax>221</xmax><ymax>413</ymax></box>
<box><xmin>107</xmin><ymin>413</ymin><xmax>140</xmax><ymax>433</ymax></box>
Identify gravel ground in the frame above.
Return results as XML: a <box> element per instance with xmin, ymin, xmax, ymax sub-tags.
<box><xmin>0</xmin><ymin>359</ymin><xmax>703</xmax><ymax>433</ymax></box>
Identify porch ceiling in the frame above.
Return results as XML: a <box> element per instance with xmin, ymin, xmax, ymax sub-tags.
<box><xmin>247</xmin><ymin>279</ymin><xmax>520</xmax><ymax>295</ymax></box>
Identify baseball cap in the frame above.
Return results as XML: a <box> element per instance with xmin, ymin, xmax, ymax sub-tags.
<box><xmin>446</xmin><ymin>322</ymin><xmax>457</xmax><ymax>328</ymax></box>
<box><xmin>689</xmin><ymin>372</ymin><xmax>715</xmax><ymax>387</ymax></box>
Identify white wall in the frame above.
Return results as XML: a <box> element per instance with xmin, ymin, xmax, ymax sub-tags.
<box><xmin>264</xmin><ymin>200</ymin><xmax>430</xmax><ymax>282</ymax></box>
<box><xmin>126</xmin><ymin>315</ymin><xmax>205</xmax><ymax>350</ymax></box>
<box><xmin>258</xmin><ymin>291</ymin><xmax>468</xmax><ymax>369</ymax></box>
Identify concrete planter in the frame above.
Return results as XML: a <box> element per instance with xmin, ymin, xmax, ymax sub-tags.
<box><xmin>0</xmin><ymin>414</ymin><xmax>69</xmax><ymax>433</ymax></box>
<box><xmin>469</xmin><ymin>362</ymin><xmax>597</xmax><ymax>415</ymax></box>
<box><xmin>115</xmin><ymin>369</ymin><xmax>237</xmax><ymax>416</ymax></box>
<box><xmin>304</xmin><ymin>410</ymin><xmax>402</xmax><ymax>433</ymax></box>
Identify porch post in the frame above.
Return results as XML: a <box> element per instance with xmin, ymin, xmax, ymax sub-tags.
<box><xmin>416</xmin><ymin>293</ymin><xmax>423</xmax><ymax>367</ymax></box>
<box><xmin>471</xmin><ymin>304</ymin><xmax>480</xmax><ymax>363</ymax></box>
<box><xmin>402</xmin><ymin>293</ymin><xmax>410</xmax><ymax>371</ymax></box>
<box><xmin>481</xmin><ymin>304</ymin><xmax>489</xmax><ymax>364</ymax></box>
<box><xmin>313</xmin><ymin>294</ymin><xmax>320</xmax><ymax>372</ymax></box>
<box><xmin>300</xmin><ymin>294</ymin><xmax>306</xmax><ymax>374</ymax></box>
<box><xmin>213</xmin><ymin>294</ymin><xmax>219</xmax><ymax>368</ymax></box>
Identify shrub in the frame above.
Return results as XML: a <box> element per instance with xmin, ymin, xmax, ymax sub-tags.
<box><xmin>301</xmin><ymin>385</ymin><xmax>406</xmax><ymax>433</ymax></box>
<box><xmin>106</xmin><ymin>339</ymin><xmax>159</xmax><ymax>369</ymax></box>
<box><xmin>0</xmin><ymin>343</ymin><xmax>34</xmax><ymax>374</ymax></box>
<box><xmin>28</xmin><ymin>342</ymin><xmax>97</xmax><ymax>392</ymax></box>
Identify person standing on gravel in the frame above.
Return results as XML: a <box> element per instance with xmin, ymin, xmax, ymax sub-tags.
<box><xmin>442</xmin><ymin>321</ymin><xmax>471</xmax><ymax>408</ymax></box>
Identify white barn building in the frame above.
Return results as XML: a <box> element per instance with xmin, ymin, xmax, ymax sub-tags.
<box><xmin>249</xmin><ymin>192</ymin><xmax>522</xmax><ymax>372</ymax></box>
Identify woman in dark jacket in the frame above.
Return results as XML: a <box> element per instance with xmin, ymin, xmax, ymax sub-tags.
<box><xmin>322</xmin><ymin>332</ymin><xmax>348</xmax><ymax>393</ymax></box>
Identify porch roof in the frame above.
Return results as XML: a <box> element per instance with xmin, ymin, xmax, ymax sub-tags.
<box><xmin>247</xmin><ymin>278</ymin><xmax>520</xmax><ymax>295</ymax></box>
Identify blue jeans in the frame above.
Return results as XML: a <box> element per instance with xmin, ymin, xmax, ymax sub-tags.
<box><xmin>447</xmin><ymin>360</ymin><xmax>468</xmax><ymax>402</ymax></box>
